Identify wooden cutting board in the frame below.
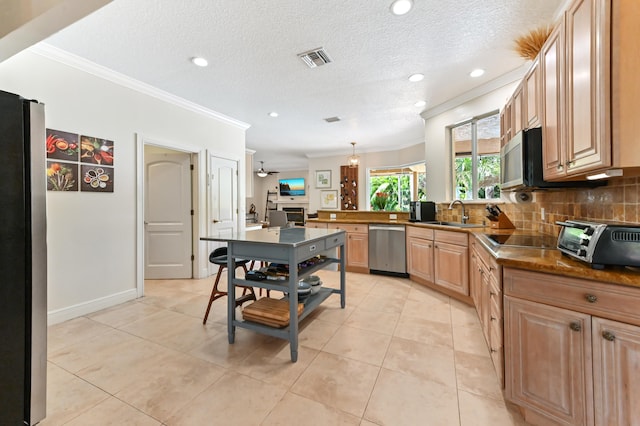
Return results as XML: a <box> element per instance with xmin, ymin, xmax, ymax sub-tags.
<box><xmin>242</xmin><ymin>297</ymin><xmax>303</xmax><ymax>327</ymax></box>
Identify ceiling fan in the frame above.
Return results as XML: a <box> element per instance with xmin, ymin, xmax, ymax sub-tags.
<box><xmin>256</xmin><ymin>161</ymin><xmax>279</xmax><ymax>177</ymax></box>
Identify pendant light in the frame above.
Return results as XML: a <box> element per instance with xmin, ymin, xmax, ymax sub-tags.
<box><xmin>256</xmin><ymin>161</ymin><xmax>268</xmax><ymax>178</ymax></box>
<box><xmin>348</xmin><ymin>142</ymin><xmax>359</xmax><ymax>168</ymax></box>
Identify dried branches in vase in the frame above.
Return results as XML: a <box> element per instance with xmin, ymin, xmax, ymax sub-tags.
<box><xmin>514</xmin><ymin>25</ymin><xmax>552</xmax><ymax>60</ymax></box>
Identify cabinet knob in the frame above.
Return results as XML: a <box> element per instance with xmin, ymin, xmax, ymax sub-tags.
<box><xmin>490</xmin><ymin>316</ymin><xmax>497</xmax><ymax>321</ymax></box>
<box><xmin>556</xmin><ymin>164</ymin><xmax>564</xmax><ymax>171</ymax></box>
<box><xmin>428</xmin><ymin>244</ymin><xmax>432</xmax><ymax>248</ymax></box>
<box><xmin>602</xmin><ymin>331</ymin><xmax>616</xmax><ymax>341</ymax></box>
<box><xmin>490</xmin><ymin>291</ymin><xmax>496</xmax><ymax>297</ymax></box>
<box><xmin>490</xmin><ymin>348</ymin><xmax>498</xmax><ymax>353</ymax></box>
<box><xmin>585</xmin><ymin>294</ymin><xmax>598</xmax><ymax>303</ymax></box>
<box><xmin>569</xmin><ymin>322</ymin><xmax>582</xmax><ymax>332</ymax></box>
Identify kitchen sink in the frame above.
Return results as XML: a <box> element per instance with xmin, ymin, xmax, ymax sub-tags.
<box><xmin>423</xmin><ymin>221</ymin><xmax>485</xmax><ymax>228</ymax></box>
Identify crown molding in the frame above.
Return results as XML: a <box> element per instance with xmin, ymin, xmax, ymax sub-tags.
<box><xmin>28</xmin><ymin>42</ymin><xmax>251</xmax><ymax>130</ymax></box>
<box><xmin>420</xmin><ymin>63</ymin><xmax>529</xmax><ymax>120</ymax></box>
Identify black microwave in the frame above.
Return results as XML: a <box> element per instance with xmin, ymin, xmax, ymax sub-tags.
<box><xmin>500</xmin><ymin>127</ymin><xmax>599</xmax><ymax>190</ymax></box>
<box><xmin>409</xmin><ymin>201</ymin><xmax>436</xmax><ymax>222</ymax></box>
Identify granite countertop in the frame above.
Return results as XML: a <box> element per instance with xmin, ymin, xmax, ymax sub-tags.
<box><xmin>473</xmin><ymin>231</ymin><xmax>640</xmax><ymax>289</ymax></box>
<box><xmin>306</xmin><ymin>219</ymin><xmax>640</xmax><ymax>287</ymax></box>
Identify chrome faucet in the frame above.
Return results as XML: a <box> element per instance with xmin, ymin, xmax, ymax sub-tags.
<box><xmin>448</xmin><ymin>199</ymin><xmax>469</xmax><ymax>224</ymax></box>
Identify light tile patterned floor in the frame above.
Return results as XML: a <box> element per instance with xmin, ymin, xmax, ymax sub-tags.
<box><xmin>43</xmin><ymin>271</ymin><xmax>529</xmax><ymax>425</ymax></box>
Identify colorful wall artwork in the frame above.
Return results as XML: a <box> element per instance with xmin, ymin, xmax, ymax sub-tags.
<box><xmin>46</xmin><ymin>128</ymin><xmax>114</xmax><ymax>192</ymax></box>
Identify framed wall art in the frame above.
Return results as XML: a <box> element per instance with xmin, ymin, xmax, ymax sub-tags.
<box><xmin>320</xmin><ymin>190</ymin><xmax>338</xmax><ymax>209</ymax></box>
<box><xmin>315</xmin><ymin>170</ymin><xmax>331</xmax><ymax>188</ymax></box>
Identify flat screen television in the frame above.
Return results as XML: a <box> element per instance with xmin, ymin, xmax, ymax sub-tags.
<box><xmin>279</xmin><ymin>178</ymin><xmax>305</xmax><ymax>196</ymax></box>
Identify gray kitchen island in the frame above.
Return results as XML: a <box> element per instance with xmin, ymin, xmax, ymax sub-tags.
<box><xmin>201</xmin><ymin>227</ymin><xmax>346</xmax><ymax>362</ymax></box>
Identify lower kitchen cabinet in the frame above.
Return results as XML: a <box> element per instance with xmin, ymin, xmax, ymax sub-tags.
<box><xmin>327</xmin><ymin>223</ymin><xmax>369</xmax><ymax>273</ymax></box>
<box><xmin>504</xmin><ymin>267</ymin><xmax>640</xmax><ymax>426</ymax></box>
<box><xmin>406</xmin><ymin>226</ymin><xmax>434</xmax><ymax>283</ymax></box>
<box><xmin>433</xmin><ymin>230</ymin><xmax>468</xmax><ymax>296</ymax></box>
<box><xmin>592</xmin><ymin>317</ymin><xmax>640</xmax><ymax>426</ymax></box>
<box><xmin>505</xmin><ymin>296</ymin><xmax>593</xmax><ymax>426</ymax></box>
<box><xmin>470</xmin><ymin>237</ymin><xmax>503</xmax><ymax>386</ymax></box>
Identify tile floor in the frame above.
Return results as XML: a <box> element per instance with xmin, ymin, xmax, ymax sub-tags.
<box><xmin>44</xmin><ymin>271</ymin><xmax>529</xmax><ymax>425</ymax></box>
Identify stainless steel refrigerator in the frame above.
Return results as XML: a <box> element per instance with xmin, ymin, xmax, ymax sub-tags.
<box><xmin>0</xmin><ymin>90</ymin><xmax>47</xmax><ymax>424</ymax></box>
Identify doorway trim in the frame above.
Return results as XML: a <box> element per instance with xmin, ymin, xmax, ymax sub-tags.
<box><xmin>135</xmin><ymin>133</ymin><xmax>204</xmax><ymax>298</ymax></box>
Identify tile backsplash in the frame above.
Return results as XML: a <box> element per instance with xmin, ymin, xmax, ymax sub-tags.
<box><xmin>438</xmin><ymin>177</ymin><xmax>639</xmax><ymax>236</ymax></box>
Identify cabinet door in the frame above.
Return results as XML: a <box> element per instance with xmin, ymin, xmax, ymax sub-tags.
<box><xmin>346</xmin><ymin>232</ymin><xmax>369</xmax><ymax>270</ymax></box>
<box><xmin>513</xmin><ymin>83</ymin><xmax>524</xmax><ymax>135</ymax></box>
<box><xmin>469</xmin><ymin>248</ymin><xmax>482</xmax><ymax>308</ymax></box>
<box><xmin>592</xmin><ymin>317</ymin><xmax>640</xmax><ymax>426</ymax></box>
<box><xmin>565</xmin><ymin>0</ymin><xmax>611</xmax><ymax>175</ymax></box>
<box><xmin>504</xmin><ymin>98</ymin><xmax>513</xmax><ymax>142</ymax></box>
<box><xmin>505</xmin><ymin>296</ymin><xmax>593</xmax><ymax>426</ymax></box>
<box><xmin>407</xmin><ymin>237</ymin><xmax>434</xmax><ymax>282</ymax></box>
<box><xmin>524</xmin><ymin>59</ymin><xmax>541</xmax><ymax>129</ymax></box>
<box><xmin>500</xmin><ymin>108</ymin><xmax>506</xmax><ymax>147</ymax></box>
<box><xmin>541</xmin><ymin>22</ymin><xmax>567</xmax><ymax>180</ymax></box>
<box><xmin>434</xmin><ymin>241</ymin><xmax>469</xmax><ymax>296</ymax></box>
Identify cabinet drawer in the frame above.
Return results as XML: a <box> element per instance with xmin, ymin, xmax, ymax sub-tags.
<box><xmin>504</xmin><ymin>268</ymin><xmax>640</xmax><ymax>327</ymax></box>
<box><xmin>295</xmin><ymin>240</ymin><xmax>325</xmax><ymax>259</ymax></box>
<box><xmin>327</xmin><ymin>223</ymin><xmax>367</xmax><ymax>234</ymax></box>
<box><xmin>324</xmin><ymin>232</ymin><xmax>345</xmax><ymax>250</ymax></box>
<box><xmin>306</xmin><ymin>222</ymin><xmax>328</xmax><ymax>229</ymax></box>
<box><xmin>406</xmin><ymin>226</ymin><xmax>434</xmax><ymax>240</ymax></box>
<box><xmin>435</xmin><ymin>230</ymin><xmax>468</xmax><ymax>246</ymax></box>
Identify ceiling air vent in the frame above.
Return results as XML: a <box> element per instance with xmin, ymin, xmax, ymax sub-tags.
<box><xmin>324</xmin><ymin>116</ymin><xmax>341</xmax><ymax>123</ymax></box>
<box><xmin>298</xmin><ymin>48</ymin><xmax>332</xmax><ymax>68</ymax></box>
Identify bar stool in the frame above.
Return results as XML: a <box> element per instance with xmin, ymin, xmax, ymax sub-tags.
<box><xmin>203</xmin><ymin>247</ymin><xmax>256</xmax><ymax>324</ymax></box>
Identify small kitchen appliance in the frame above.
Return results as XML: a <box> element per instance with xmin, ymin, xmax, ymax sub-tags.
<box><xmin>409</xmin><ymin>201</ymin><xmax>436</xmax><ymax>222</ymax></box>
<box><xmin>556</xmin><ymin>220</ymin><xmax>640</xmax><ymax>269</ymax></box>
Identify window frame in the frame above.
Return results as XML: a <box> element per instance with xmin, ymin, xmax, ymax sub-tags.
<box><xmin>448</xmin><ymin>110</ymin><xmax>501</xmax><ymax>201</ymax></box>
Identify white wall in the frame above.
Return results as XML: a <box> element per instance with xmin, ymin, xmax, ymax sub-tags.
<box><xmin>0</xmin><ymin>48</ymin><xmax>247</xmax><ymax>323</ymax></box>
<box><xmin>307</xmin><ymin>143</ymin><xmax>425</xmax><ymax>213</ymax></box>
<box><xmin>422</xmin><ymin>81</ymin><xmax>519</xmax><ymax>202</ymax></box>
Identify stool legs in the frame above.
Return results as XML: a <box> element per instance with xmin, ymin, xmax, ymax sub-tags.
<box><xmin>203</xmin><ymin>263</ymin><xmax>256</xmax><ymax>325</ymax></box>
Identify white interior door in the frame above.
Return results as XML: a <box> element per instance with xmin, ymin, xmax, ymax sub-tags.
<box><xmin>208</xmin><ymin>155</ymin><xmax>238</xmax><ymax>274</ymax></box>
<box><xmin>144</xmin><ymin>152</ymin><xmax>192</xmax><ymax>279</ymax></box>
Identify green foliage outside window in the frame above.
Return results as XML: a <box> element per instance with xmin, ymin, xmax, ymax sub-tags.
<box><xmin>370</xmin><ymin>176</ymin><xmax>412</xmax><ymax>211</ymax></box>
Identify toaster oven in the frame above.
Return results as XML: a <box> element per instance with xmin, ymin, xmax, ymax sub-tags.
<box><xmin>556</xmin><ymin>220</ymin><xmax>640</xmax><ymax>269</ymax></box>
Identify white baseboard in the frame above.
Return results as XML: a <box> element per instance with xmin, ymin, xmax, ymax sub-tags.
<box><xmin>47</xmin><ymin>289</ymin><xmax>138</xmax><ymax>325</ymax></box>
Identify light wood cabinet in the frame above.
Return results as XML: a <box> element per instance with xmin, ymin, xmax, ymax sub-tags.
<box><xmin>505</xmin><ymin>296</ymin><xmax>593</xmax><ymax>426</ymax></box>
<box><xmin>541</xmin><ymin>21</ymin><xmax>566</xmax><ymax>180</ymax></box>
<box><xmin>305</xmin><ymin>222</ymin><xmax>327</xmax><ymax>229</ymax></box>
<box><xmin>470</xmin><ymin>238</ymin><xmax>504</xmax><ymax>386</ymax></box>
<box><xmin>524</xmin><ymin>58</ymin><xmax>541</xmax><ymax>129</ymax></box>
<box><xmin>433</xmin><ymin>230</ymin><xmax>468</xmax><ymax>296</ymax></box>
<box><xmin>327</xmin><ymin>223</ymin><xmax>369</xmax><ymax>273</ymax></box>
<box><xmin>406</xmin><ymin>226</ymin><xmax>434</xmax><ymax>283</ymax></box>
<box><xmin>592</xmin><ymin>317</ymin><xmax>640</xmax><ymax>425</ymax></box>
<box><xmin>504</xmin><ymin>267</ymin><xmax>640</xmax><ymax>426</ymax></box>
<box><xmin>563</xmin><ymin>0</ymin><xmax>611</xmax><ymax>176</ymax></box>
<box><xmin>512</xmin><ymin>82</ymin><xmax>524</xmax><ymax>136</ymax></box>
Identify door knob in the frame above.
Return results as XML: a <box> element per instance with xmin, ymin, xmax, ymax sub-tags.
<box><xmin>213</xmin><ymin>219</ymin><xmax>220</xmax><ymax>223</ymax></box>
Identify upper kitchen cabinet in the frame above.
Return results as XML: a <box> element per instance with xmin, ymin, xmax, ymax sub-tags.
<box><xmin>541</xmin><ymin>20</ymin><xmax>566</xmax><ymax>180</ymax></box>
<box><xmin>524</xmin><ymin>58</ymin><xmax>541</xmax><ymax>129</ymax></box>
<box><xmin>541</xmin><ymin>0</ymin><xmax>640</xmax><ymax>181</ymax></box>
<box><xmin>512</xmin><ymin>82</ymin><xmax>525</xmax><ymax>136</ymax></box>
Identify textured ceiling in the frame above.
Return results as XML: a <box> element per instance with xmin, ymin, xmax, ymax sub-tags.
<box><xmin>42</xmin><ymin>0</ymin><xmax>562</xmax><ymax>171</ymax></box>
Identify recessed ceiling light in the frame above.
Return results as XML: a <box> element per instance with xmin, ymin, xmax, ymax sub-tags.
<box><xmin>408</xmin><ymin>73</ymin><xmax>424</xmax><ymax>82</ymax></box>
<box><xmin>414</xmin><ymin>100</ymin><xmax>426</xmax><ymax>107</ymax></box>
<box><xmin>470</xmin><ymin>68</ymin><xmax>485</xmax><ymax>78</ymax></box>
<box><xmin>191</xmin><ymin>57</ymin><xmax>208</xmax><ymax>67</ymax></box>
<box><xmin>390</xmin><ymin>0</ymin><xmax>413</xmax><ymax>15</ymax></box>
<box><xmin>268</xmin><ymin>112</ymin><xmax>279</xmax><ymax>118</ymax></box>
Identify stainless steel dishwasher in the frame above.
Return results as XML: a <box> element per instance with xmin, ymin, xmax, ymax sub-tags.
<box><xmin>368</xmin><ymin>224</ymin><xmax>408</xmax><ymax>277</ymax></box>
